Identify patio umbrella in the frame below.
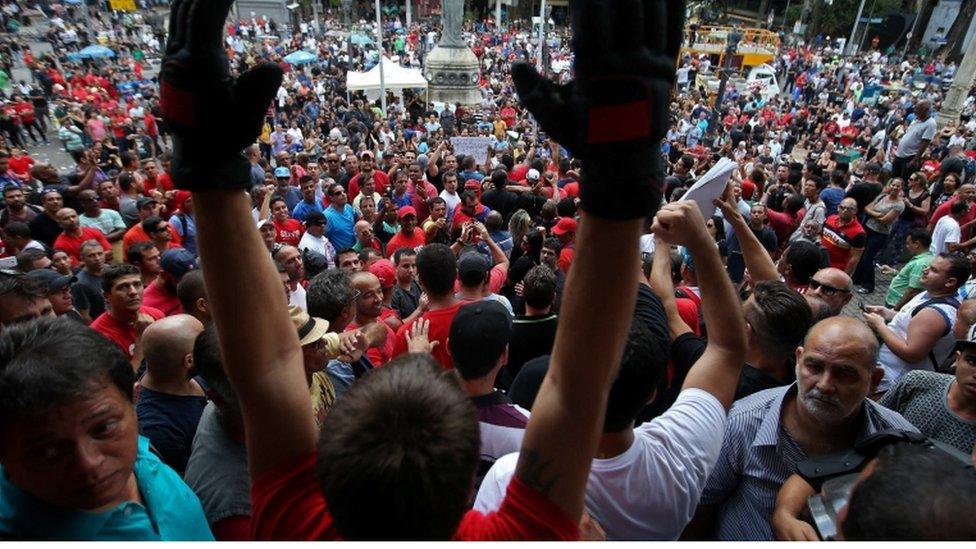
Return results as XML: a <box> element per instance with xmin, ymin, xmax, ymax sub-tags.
<box><xmin>67</xmin><ymin>44</ymin><xmax>116</xmax><ymax>61</ymax></box>
<box><xmin>283</xmin><ymin>50</ymin><xmax>317</xmax><ymax>65</ymax></box>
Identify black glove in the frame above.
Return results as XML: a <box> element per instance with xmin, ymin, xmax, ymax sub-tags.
<box><xmin>512</xmin><ymin>0</ymin><xmax>684</xmax><ymax>219</ymax></box>
<box><xmin>160</xmin><ymin>0</ymin><xmax>282</xmax><ymax>190</ymax></box>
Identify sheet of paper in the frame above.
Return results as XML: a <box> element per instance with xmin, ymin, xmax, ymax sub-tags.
<box><xmin>678</xmin><ymin>157</ymin><xmax>739</xmax><ymax>220</ymax></box>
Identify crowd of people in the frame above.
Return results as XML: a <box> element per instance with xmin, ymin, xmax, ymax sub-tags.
<box><xmin>0</xmin><ymin>0</ymin><xmax>976</xmax><ymax>542</ymax></box>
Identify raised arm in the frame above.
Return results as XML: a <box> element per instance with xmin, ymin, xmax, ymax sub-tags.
<box><xmin>510</xmin><ymin>0</ymin><xmax>684</xmax><ymax>520</ymax></box>
<box><xmin>655</xmin><ymin>201</ymin><xmax>748</xmax><ymax>409</ymax></box>
<box><xmin>160</xmin><ymin>0</ymin><xmax>315</xmax><ymax>476</ymax></box>
<box><xmin>715</xmin><ymin>184</ymin><xmax>779</xmax><ymax>284</ymax></box>
<box><xmin>648</xmin><ymin>238</ymin><xmax>693</xmax><ymax>341</ymax></box>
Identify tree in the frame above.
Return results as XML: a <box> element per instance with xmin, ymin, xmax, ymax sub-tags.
<box><xmin>943</xmin><ymin>0</ymin><xmax>976</xmax><ymax>61</ymax></box>
<box><xmin>907</xmin><ymin>0</ymin><xmax>938</xmax><ymax>54</ymax></box>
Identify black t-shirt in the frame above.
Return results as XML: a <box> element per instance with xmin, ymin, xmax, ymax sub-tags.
<box><xmin>28</xmin><ymin>212</ymin><xmax>62</xmax><ymax>247</ymax></box>
<box><xmin>135</xmin><ymin>386</ymin><xmax>208</xmax><ymax>475</ymax></box>
<box><xmin>502</xmin><ymin>313</ymin><xmax>558</xmax><ymax>389</ymax></box>
<box><xmin>480</xmin><ymin>188</ymin><xmax>519</xmax><ymax>223</ymax></box>
<box><xmin>846</xmin><ymin>182</ymin><xmax>883</xmax><ymax>214</ymax></box>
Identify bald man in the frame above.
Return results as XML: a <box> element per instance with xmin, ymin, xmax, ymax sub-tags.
<box><xmin>807</xmin><ymin>267</ymin><xmax>854</xmax><ymax>316</ymax></box>
<box><xmin>345</xmin><ymin>271</ymin><xmax>395</xmax><ymax>366</ymax></box>
<box><xmin>135</xmin><ymin>314</ymin><xmax>207</xmax><ymax>475</ymax></box>
<box><xmin>820</xmin><ymin>197</ymin><xmax>865</xmax><ymax>276</ymax></box>
<box><xmin>689</xmin><ymin>317</ymin><xmax>916</xmax><ymax>541</ymax></box>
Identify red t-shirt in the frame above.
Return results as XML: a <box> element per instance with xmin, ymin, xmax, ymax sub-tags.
<box><xmin>274</xmin><ymin>218</ymin><xmax>304</xmax><ymax>247</ymax></box>
<box><xmin>929</xmin><ymin>197</ymin><xmax>976</xmax><ymax>229</ymax></box>
<box><xmin>392</xmin><ymin>303</ymin><xmax>464</xmax><ymax>369</ymax></box>
<box><xmin>250</xmin><ymin>451</ymin><xmax>578</xmax><ymax>541</ymax></box>
<box><xmin>53</xmin><ymin>227</ymin><xmax>112</xmax><ymax>266</ymax></box>
<box><xmin>346</xmin><ymin>319</ymin><xmax>395</xmax><ymax>366</ymax></box>
<box><xmin>14</xmin><ymin>101</ymin><xmax>35</xmax><ymax>123</ymax></box>
<box><xmin>820</xmin><ymin>215</ymin><xmax>867</xmax><ymax>271</ymax></box>
<box><xmin>143</xmin><ymin>281</ymin><xmax>183</xmax><ymax>316</ymax></box>
<box><xmin>385</xmin><ymin>228</ymin><xmax>427</xmax><ymax>259</ymax></box>
<box><xmin>91</xmin><ymin>306</ymin><xmax>166</xmax><ymax>359</ymax></box>
<box><xmin>348</xmin><ymin>170</ymin><xmax>390</xmax><ymax>198</ymax></box>
<box><xmin>8</xmin><ymin>154</ymin><xmax>34</xmax><ymax>177</ymax></box>
<box><xmin>557</xmin><ymin>246</ymin><xmax>574</xmax><ymax>274</ymax></box>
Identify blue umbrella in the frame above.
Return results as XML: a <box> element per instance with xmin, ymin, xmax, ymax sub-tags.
<box><xmin>283</xmin><ymin>50</ymin><xmax>317</xmax><ymax>65</ymax></box>
<box><xmin>349</xmin><ymin>32</ymin><xmax>373</xmax><ymax>46</ymax></box>
<box><xmin>67</xmin><ymin>45</ymin><xmax>116</xmax><ymax>61</ymax></box>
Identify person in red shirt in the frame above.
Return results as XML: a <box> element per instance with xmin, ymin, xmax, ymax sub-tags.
<box><xmin>52</xmin><ymin>207</ymin><xmax>112</xmax><ymax>266</ymax></box>
<box><xmin>176</xmin><ymin>0</ymin><xmax>691</xmax><ymax>542</ymax></box>
<box><xmin>347</xmin><ymin>151</ymin><xmax>389</xmax><ymax>197</ymax></box>
<box><xmin>820</xmin><ymin>197</ymin><xmax>867</xmax><ymax>275</ymax></box>
<box><xmin>90</xmin><ymin>263</ymin><xmax>165</xmax><ymax>370</ymax></box>
<box><xmin>271</xmin><ymin>196</ymin><xmax>303</xmax><ymax>246</ymax></box>
<box><xmin>12</xmin><ymin>95</ymin><xmax>42</xmax><ymax>145</ymax></box>
<box><xmin>143</xmin><ymin>247</ymin><xmax>197</xmax><ymax>316</ymax></box>
<box><xmin>385</xmin><ymin>206</ymin><xmax>427</xmax><ymax>259</ymax></box>
<box><xmin>551</xmin><ymin>217</ymin><xmax>576</xmax><ymax>273</ymax></box>
<box><xmin>345</xmin><ymin>271</ymin><xmax>396</xmax><ymax>366</ymax></box>
<box><xmin>143</xmin><ymin>215</ymin><xmax>182</xmax><ymax>253</ymax></box>
<box><xmin>7</xmin><ymin>148</ymin><xmax>34</xmax><ymax>181</ymax></box>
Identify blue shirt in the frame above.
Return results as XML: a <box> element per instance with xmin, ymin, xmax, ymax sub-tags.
<box><xmin>171</xmin><ymin>213</ymin><xmax>197</xmax><ymax>256</ymax></box>
<box><xmin>292</xmin><ymin>198</ymin><xmax>324</xmax><ymax>222</ymax></box>
<box><xmin>324</xmin><ymin>203</ymin><xmax>357</xmax><ymax>250</ymax></box>
<box><xmin>0</xmin><ymin>436</ymin><xmax>213</xmax><ymax>540</ymax></box>
<box><xmin>820</xmin><ymin>187</ymin><xmax>846</xmax><ymax>216</ymax></box>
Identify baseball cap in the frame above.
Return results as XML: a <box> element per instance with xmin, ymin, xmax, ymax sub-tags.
<box><xmin>397</xmin><ymin>205</ymin><xmax>417</xmax><ymax>219</ymax></box>
<box><xmin>551</xmin><ymin>217</ymin><xmax>578</xmax><ymax>236</ymax></box>
<box><xmin>526</xmin><ymin>169</ymin><xmax>540</xmax><ymax>181</ymax></box>
<box><xmin>274</xmin><ymin>167</ymin><xmax>290</xmax><ymax>178</ymax></box>
<box><xmin>289</xmin><ymin>305</ymin><xmax>332</xmax><ymax>347</ymax></box>
<box><xmin>368</xmin><ymin>258</ymin><xmax>396</xmax><ymax>289</ymax></box>
<box><xmin>457</xmin><ymin>252</ymin><xmax>492</xmax><ymax>276</ymax></box>
<box><xmin>864</xmin><ymin>162</ymin><xmax>882</xmax><ymax>174</ymax></box>
<box><xmin>448</xmin><ymin>301</ymin><xmax>512</xmax><ymax>379</ymax></box>
<box><xmin>959</xmin><ymin>323</ymin><xmax>976</xmax><ymax>349</ymax></box>
<box><xmin>136</xmin><ymin>197</ymin><xmax>158</xmax><ymax>210</ymax></box>
<box><xmin>464</xmin><ymin>179</ymin><xmax>482</xmax><ymax>191</ymax></box>
<box><xmin>360</xmin><ymin>151</ymin><xmax>374</xmax><ymax>160</ymax></box>
<box><xmin>27</xmin><ymin>269</ymin><xmax>76</xmax><ymax>293</ymax></box>
<box><xmin>161</xmin><ymin>248</ymin><xmax>198</xmax><ymax>279</ymax></box>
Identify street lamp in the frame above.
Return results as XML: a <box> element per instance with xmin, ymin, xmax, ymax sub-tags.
<box><xmin>711</xmin><ymin>28</ymin><xmax>743</xmax><ymax>135</ymax></box>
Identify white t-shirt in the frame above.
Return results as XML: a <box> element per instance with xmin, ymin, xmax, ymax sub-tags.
<box><xmin>473</xmin><ymin>389</ymin><xmax>727</xmax><ymax>540</ymax></box>
<box><xmin>930</xmin><ymin>215</ymin><xmax>961</xmax><ymax>255</ymax></box>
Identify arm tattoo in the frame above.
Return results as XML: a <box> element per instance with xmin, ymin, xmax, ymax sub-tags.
<box><xmin>516</xmin><ymin>448</ymin><xmax>558</xmax><ymax>498</ymax></box>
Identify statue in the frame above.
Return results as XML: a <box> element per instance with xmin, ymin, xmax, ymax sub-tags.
<box><xmin>440</xmin><ymin>0</ymin><xmax>464</xmax><ymax>47</ymax></box>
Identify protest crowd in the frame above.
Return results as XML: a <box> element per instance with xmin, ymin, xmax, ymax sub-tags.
<box><xmin>2</xmin><ymin>0</ymin><xmax>976</xmax><ymax>541</ymax></box>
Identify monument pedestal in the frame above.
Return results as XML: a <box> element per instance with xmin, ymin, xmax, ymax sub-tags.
<box><xmin>424</xmin><ymin>44</ymin><xmax>482</xmax><ymax>105</ymax></box>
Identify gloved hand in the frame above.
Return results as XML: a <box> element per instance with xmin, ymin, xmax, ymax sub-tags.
<box><xmin>512</xmin><ymin>0</ymin><xmax>684</xmax><ymax>219</ymax></box>
<box><xmin>160</xmin><ymin>0</ymin><xmax>282</xmax><ymax>190</ymax></box>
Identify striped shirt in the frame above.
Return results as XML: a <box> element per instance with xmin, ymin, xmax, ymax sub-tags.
<box><xmin>472</xmin><ymin>391</ymin><xmax>529</xmax><ymax>486</ymax></box>
<box><xmin>699</xmin><ymin>384</ymin><xmax>917</xmax><ymax>540</ymax></box>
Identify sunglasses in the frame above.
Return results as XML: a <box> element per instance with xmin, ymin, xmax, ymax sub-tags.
<box><xmin>809</xmin><ymin>279</ymin><xmax>849</xmax><ymax>296</ymax></box>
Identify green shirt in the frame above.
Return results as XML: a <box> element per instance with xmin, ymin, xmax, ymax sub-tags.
<box><xmin>886</xmin><ymin>251</ymin><xmax>934</xmax><ymax>307</ymax></box>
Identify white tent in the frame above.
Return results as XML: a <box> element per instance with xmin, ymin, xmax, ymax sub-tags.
<box><xmin>346</xmin><ymin>57</ymin><xmax>428</xmax><ymax>104</ymax></box>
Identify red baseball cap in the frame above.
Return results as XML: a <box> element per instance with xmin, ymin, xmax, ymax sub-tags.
<box><xmin>552</xmin><ymin>217</ymin><xmax>578</xmax><ymax>236</ymax></box>
<box><xmin>397</xmin><ymin>205</ymin><xmax>418</xmax><ymax>219</ymax></box>
<box><xmin>368</xmin><ymin>258</ymin><xmax>396</xmax><ymax>289</ymax></box>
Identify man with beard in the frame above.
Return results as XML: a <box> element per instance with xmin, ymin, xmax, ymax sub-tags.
<box><xmin>53</xmin><ymin>207</ymin><xmax>111</xmax><ymax>266</ymax></box>
<box><xmin>685</xmin><ymin>317</ymin><xmax>915</xmax><ymax>541</ymax></box>
<box><xmin>274</xmin><ymin>245</ymin><xmax>308</xmax><ymax>311</ymax></box>
<box><xmin>28</xmin><ymin>188</ymin><xmax>66</xmax><ymax>247</ymax></box>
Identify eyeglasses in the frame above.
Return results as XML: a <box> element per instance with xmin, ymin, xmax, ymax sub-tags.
<box><xmin>809</xmin><ymin>279</ymin><xmax>849</xmax><ymax>296</ymax></box>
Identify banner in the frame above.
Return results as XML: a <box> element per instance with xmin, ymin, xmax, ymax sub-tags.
<box><xmin>109</xmin><ymin>0</ymin><xmax>137</xmax><ymax>11</ymax></box>
<box><xmin>450</xmin><ymin>136</ymin><xmax>493</xmax><ymax>166</ymax></box>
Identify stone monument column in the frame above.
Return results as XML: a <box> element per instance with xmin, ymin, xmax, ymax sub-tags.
<box><xmin>424</xmin><ymin>0</ymin><xmax>481</xmax><ymax>105</ymax></box>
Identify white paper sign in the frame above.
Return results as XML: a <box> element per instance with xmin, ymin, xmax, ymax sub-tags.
<box><xmin>679</xmin><ymin>157</ymin><xmax>739</xmax><ymax>220</ymax></box>
<box><xmin>450</xmin><ymin>137</ymin><xmax>493</xmax><ymax>166</ymax></box>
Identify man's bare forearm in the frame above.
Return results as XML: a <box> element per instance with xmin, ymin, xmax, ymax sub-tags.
<box><xmin>516</xmin><ymin>214</ymin><xmax>641</xmax><ymax>520</ymax></box>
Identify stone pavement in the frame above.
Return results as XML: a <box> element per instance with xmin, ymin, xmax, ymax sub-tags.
<box><xmin>841</xmin><ymin>269</ymin><xmax>894</xmax><ymax>319</ymax></box>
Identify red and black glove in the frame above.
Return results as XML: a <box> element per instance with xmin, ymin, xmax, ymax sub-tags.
<box><xmin>512</xmin><ymin>0</ymin><xmax>684</xmax><ymax>220</ymax></box>
<box><xmin>159</xmin><ymin>0</ymin><xmax>282</xmax><ymax>190</ymax></box>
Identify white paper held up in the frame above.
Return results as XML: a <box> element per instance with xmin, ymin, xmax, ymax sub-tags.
<box><xmin>678</xmin><ymin>157</ymin><xmax>739</xmax><ymax>220</ymax></box>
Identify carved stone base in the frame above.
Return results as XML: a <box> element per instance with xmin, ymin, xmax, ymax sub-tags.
<box><xmin>424</xmin><ymin>44</ymin><xmax>482</xmax><ymax>105</ymax></box>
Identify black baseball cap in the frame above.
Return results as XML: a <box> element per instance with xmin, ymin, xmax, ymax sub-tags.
<box><xmin>28</xmin><ymin>269</ymin><xmax>76</xmax><ymax>293</ymax></box>
<box><xmin>448</xmin><ymin>301</ymin><xmax>511</xmax><ymax>380</ymax></box>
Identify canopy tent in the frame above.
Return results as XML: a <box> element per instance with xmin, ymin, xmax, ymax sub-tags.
<box><xmin>66</xmin><ymin>45</ymin><xmax>115</xmax><ymax>61</ymax></box>
<box><xmin>346</xmin><ymin>57</ymin><xmax>427</xmax><ymax>104</ymax></box>
<box><xmin>283</xmin><ymin>50</ymin><xmax>317</xmax><ymax>65</ymax></box>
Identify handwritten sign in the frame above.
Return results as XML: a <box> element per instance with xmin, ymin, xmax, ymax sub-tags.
<box><xmin>450</xmin><ymin>136</ymin><xmax>493</xmax><ymax>166</ymax></box>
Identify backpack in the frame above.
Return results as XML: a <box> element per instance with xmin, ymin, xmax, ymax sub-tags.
<box><xmin>910</xmin><ymin>295</ymin><xmax>961</xmax><ymax>371</ymax></box>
